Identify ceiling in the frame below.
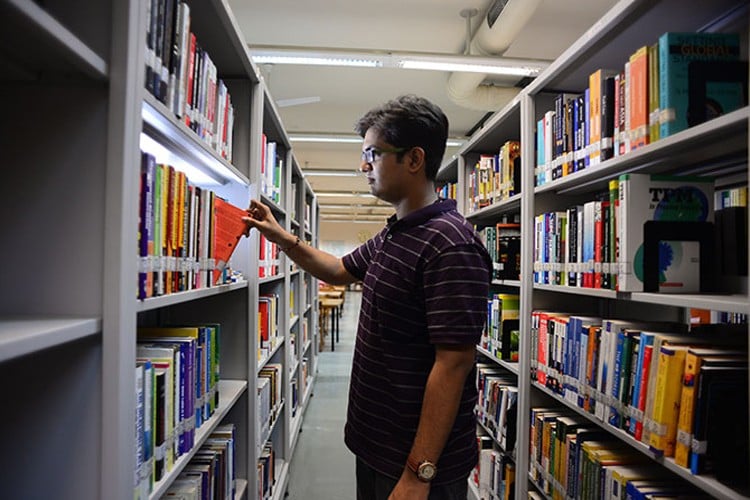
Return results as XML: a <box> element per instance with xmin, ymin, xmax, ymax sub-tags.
<box><xmin>228</xmin><ymin>0</ymin><xmax>620</xmax><ymax>225</ymax></box>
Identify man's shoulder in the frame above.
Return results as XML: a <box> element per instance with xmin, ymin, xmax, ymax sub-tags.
<box><xmin>424</xmin><ymin>210</ymin><xmax>477</xmax><ymax>244</ymax></box>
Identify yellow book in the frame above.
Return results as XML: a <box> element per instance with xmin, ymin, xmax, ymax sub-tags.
<box><xmin>647</xmin><ymin>43</ymin><xmax>660</xmax><ymax>143</ymax></box>
<box><xmin>674</xmin><ymin>348</ymin><xmax>746</xmax><ymax>466</ymax></box>
<box><xmin>648</xmin><ymin>345</ymin><xmax>688</xmax><ymax>456</ymax></box>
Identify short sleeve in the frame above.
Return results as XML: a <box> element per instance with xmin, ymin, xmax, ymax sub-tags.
<box><xmin>341</xmin><ymin>233</ymin><xmax>382</xmax><ymax>281</ymax></box>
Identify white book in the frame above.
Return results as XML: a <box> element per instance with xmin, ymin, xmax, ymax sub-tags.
<box><xmin>616</xmin><ymin>173</ymin><xmax>714</xmax><ymax>292</ymax></box>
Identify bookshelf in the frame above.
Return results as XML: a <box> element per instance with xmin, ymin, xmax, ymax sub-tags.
<box><xmin>0</xmin><ymin>0</ymin><xmax>318</xmax><ymax>498</ymax></box>
<box><xmin>440</xmin><ymin>0</ymin><xmax>749</xmax><ymax>498</ymax></box>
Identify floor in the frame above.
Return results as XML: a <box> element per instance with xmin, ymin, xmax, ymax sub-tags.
<box><xmin>285</xmin><ymin>291</ymin><xmax>360</xmax><ymax>499</ymax></box>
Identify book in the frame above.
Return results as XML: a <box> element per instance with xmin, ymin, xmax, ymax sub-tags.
<box><xmin>212</xmin><ymin>196</ymin><xmax>248</xmax><ymax>284</ymax></box>
<box><xmin>690</xmin><ymin>364</ymin><xmax>749</xmax><ymax>481</ymax></box>
<box><xmin>674</xmin><ymin>348</ymin><xmax>746</xmax><ymax>467</ymax></box>
<box><xmin>628</xmin><ymin>46</ymin><xmax>649</xmax><ymax>150</ymax></box>
<box><xmin>658</xmin><ymin>32</ymin><xmax>741</xmax><ymax>138</ymax></box>
<box><xmin>616</xmin><ymin>173</ymin><xmax>714</xmax><ymax>292</ymax></box>
<box><xmin>648</xmin><ymin>344</ymin><xmax>689</xmax><ymax>457</ymax></box>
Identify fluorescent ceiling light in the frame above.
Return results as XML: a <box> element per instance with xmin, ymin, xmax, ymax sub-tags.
<box><xmin>291</xmin><ymin>134</ymin><xmax>464</xmax><ymax>147</ymax></box>
<box><xmin>316</xmin><ymin>192</ymin><xmax>375</xmax><ymax>198</ymax></box>
<box><xmin>250</xmin><ymin>47</ymin><xmax>549</xmax><ymax>77</ymax></box>
<box><xmin>290</xmin><ymin>135</ymin><xmax>362</xmax><ymax>144</ymax></box>
<box><xmin>303</xmin><ymin>169</ymin><xmax>359</xmax><ymax>177</ymax></box>
<box><xmin>399</xmin><ymin>60</ymin><xmax>537</xmax><ymax>76</ymax></box>
<box><xmin>320</xmin><ymin>204</ymin><xmax>392</xmax><ymax>210</ymax></box>
<box><xmin>253</xmin><ymin>54</ymin><xmax>381</xmax><ymax>68</ymax></box>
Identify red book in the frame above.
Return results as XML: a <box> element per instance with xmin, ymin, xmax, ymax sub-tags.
<box><xmin>212</xmin><ymin>197</ymin><xmax>247</xmax><ymax>284</ymax></box>
<box><xmin>634</xmin><ymin>344</ymin><xmax>654</xmax><ymax>441</ymax></box>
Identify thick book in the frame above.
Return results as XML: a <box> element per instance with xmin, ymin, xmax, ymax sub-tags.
<box><xmin>648</xmin><ymin>344</ymin><xmax>689</xmax><ymax>457</ymax></box>
<box><xmin>616</xmin><ymin>173</ymin><xmax>714</xmax><ymax>292</ymax></box>
<box><xmin>212</xmin><ymin>196</ymin><xmax>248</xmax><ymax>284</ymax></box>
<box><xmin>658</xmin><ymin>32</ymin><xmax>741</xmax><ymax>138</ymax></box>
<box><xmin>674</xmin><ymin>348</ymin><xmax>746</xmax><ymax>467</ymax></box>
<box><xmin>689</xmin><ymin>364</ymin><xmax>749</xmax><ymax>482</ymax></box>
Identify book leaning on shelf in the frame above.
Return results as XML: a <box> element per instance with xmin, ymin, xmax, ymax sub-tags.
<box><xmin>139</xmin><ymin>151</ymin><xmax>249</xmax><ymax>299</ymax></box>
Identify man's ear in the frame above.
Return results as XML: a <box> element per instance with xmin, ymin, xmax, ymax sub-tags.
<box><xmin>406</xmin><ymin>147</ymin><xmax>426</xmax><ymax>174</ymax></box>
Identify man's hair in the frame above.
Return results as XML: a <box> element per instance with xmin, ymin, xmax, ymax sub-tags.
<box><xmin>354</xmin><ymin>95</ymin><xmax>449</xmax><ymax>181</ymax></box>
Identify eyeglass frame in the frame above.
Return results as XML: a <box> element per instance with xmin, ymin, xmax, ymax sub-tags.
<box><xmin>360</xmin><ymin>146</ymin><xmax>410</xmax><ymax>166</ymax></box>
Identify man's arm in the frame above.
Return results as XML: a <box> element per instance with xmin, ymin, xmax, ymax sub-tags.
<box><xmin>390</xmin><ymin>343</ymin><xmax>476</xmax><ymax>499</ymax></box>
<box><xmin>243</xmin><ymin>199</ymin><xmax>357</xmax><ymax>285</ymax></box>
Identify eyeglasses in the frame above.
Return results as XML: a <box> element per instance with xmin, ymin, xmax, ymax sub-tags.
<box><xmin>361</xmin><ymin>146</ymin><xmax>409</xmax><ymax>165</ymax></box>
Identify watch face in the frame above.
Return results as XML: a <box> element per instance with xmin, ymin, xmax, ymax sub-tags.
<box><xmin>418</xmin><ymin>462</ymin><xmax>437</xmax><ymax>481</ymax></box>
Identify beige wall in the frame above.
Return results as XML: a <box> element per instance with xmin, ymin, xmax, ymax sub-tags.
<box><xmin>318</xmin><ymin>220</ymin><xmax>384</xmax><ymax>256</ymax></box>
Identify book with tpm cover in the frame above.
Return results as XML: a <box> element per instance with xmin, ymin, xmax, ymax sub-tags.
<box><xmin>212</xmin><ymin>196</ymin><xmax>248</xmax><ymax>284</ymax></box>
<box><xmin>616</xmin><ymin>173</ymin><xmax>714</xmax><ymax>292</ymax></box>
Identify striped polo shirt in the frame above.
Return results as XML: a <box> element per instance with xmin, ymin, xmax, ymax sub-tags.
<box><xmin>341</xmin><ymin>198</ymin><xmax>491</xmax><ymax>485</ymax></box>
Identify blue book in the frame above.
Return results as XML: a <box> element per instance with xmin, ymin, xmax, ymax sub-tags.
<box><xmin>628</xmin><ymin>332</ymin><xmax>655</xmax><ymax>436</ymax></box>
<box><xmin>659</xmin><ymin>32</ymin><xmax>741</xmax><ymax>138</ymax></box>
<box><xmin>583</xmin><ymin>88</ymin><xmax>590</xmax><ymax>168</ymax></box>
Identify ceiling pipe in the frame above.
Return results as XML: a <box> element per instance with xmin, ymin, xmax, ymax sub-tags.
<box><xmin>447</xmin><ymin>0</ymin><xmax>543</xmax><ymax>111</ymax></box>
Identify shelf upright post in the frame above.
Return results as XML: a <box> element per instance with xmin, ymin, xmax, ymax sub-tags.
<box><xmin>247</xmin><ymin>76</ymin><xmax>266</xmax><ymax>497</ymax></box>
<box><xmin>102</xmin><ymin>0</ymin><xmax>147</xmax><ymax>498</ymax></box>
<box><xmin>515</xmin><ymin>92</ymin><xmax>536</xmax><ymax>500</ymax></box>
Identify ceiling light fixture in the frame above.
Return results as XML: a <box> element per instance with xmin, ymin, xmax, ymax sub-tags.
<box><xmin>250</xmin><ymin>47</ymin><xmax>549</xmax><ymax>77</ymax></box>
<box><xmin>302</xmin><ymin>169</ymin><xmax>359</xmax><ymax>177</ymax></box>
<box><xmin>319</xmin><ymin>204</ymin><xmax>393</xmax><ymax>210</ymax></box>
<box><xmin>253</xmin><ymin>54</ymin><xmax>381</xmax><ymax>68</ymax></box>
<box><xmin>290</xmin><ymin>133</ymin><xmax>464</xmax><ymax>147</ymax></box>
<box><xmin>316</xmin><ymin>192</ymin><xmax>375</xmax><ymax>198</ymax></box>
<box><xmin>289</xmin><ymin>135</ymin><xmax>363</xmax><ymax>144</ymax></box>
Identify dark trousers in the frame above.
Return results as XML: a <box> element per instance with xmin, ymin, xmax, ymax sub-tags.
<box><xmin>356</xmin><ymin>457</ymin><xmax>469</xmax><ymax>500</ymax></box>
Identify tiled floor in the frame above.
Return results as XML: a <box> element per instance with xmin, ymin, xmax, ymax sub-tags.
<box><xmin>285</xmin><ymin>291</ymin><xmax>360</xmax><ymax>499</ymax></box>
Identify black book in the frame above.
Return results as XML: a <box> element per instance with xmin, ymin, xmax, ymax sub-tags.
<box><xmin>600</xmin><ymin>76</ymin><xmax>616</xmax><ymax>161</ymax></box>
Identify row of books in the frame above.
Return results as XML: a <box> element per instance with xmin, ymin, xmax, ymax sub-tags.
<box><xmin>436</xmin><ymin>182</ymin><xmax>457</xmax><ymax>201</ymax></box>
<box><xmin>257</xmin><ymin>363</ymin><xmax>283</xmax><ymax>454</ymax></box>
<box><xmin>138</xmin><ymin>152</ymin><xmax>249</xmax><ymax>299</ymax></box>
<box><xmin>145</xmin><ymin>0</ymin><xmax>235</xmax><ymax>161</ymax></box>
<box><xmin>529</xmin><ymin>409</ymin><xmax>708</xmax><ymax>500</ymax></box>
<box><xmin>530</xmin><ymin>312</ymin><xmax>748</xmax><ymax>485</ymax></box>
<box><xmin>258</xmin><ymin>294</ymin><xmax>281</xmax><ymax>361</ymax></box>
<box><xmin>533</xmin><ymin>172</ymin><xmax>715</xmax><ymax>293</ymax></box>
<box><xmin>467</xmin><ymin>140</ymin><xmax>521</xmax><ymax>213</ymax></box>
<box><xmin>134</xmin><ymin>325</ymin><xmax>221</xmax><ymax>497</ymax></box>
<box><xmin>258</xmin><ymin>442</ymin><xmax>277</xmax><ymax>500</ymax></box>
<box><xmin>258</xmin><ymin>234</ymin><xmax>281</xmax><ymax>278</ymax></box>
<box><xmin>473</xmin><ymin>436</ymin><xmax>515</xmax><ymax>500</ymax></box>
<box><xmin>535</xmin><ymin>31</ymin><xmax>744</xmax><ymax>187</ymax></box>
<box><xmin>261</xmin><ymin>136</ymin><xmax>283</xmax><ymax>205</ymax></box>
<box><xmin>478</xmin><ymin>217</ymin><xmax>521</xmax><ymax>282</ymax></box>
<box><xmin>482</xmin><ymin>293</ymin><xmax>520</xmax><ymax>362</ymax></box>
<box><xmin>161</xmin><ymin>424</ymin><xmax>236</xmax><ymax>500</ymax></box>
<box><xmin>476</xmin><ymin>363</ymin><xmax>518</xmax><ymax>454</ymax></box>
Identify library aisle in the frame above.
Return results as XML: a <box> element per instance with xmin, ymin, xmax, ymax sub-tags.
<box><xmin>286</xmin><ymin>291</ymin><xmax>361</xmax><ymax>499</ymax></box>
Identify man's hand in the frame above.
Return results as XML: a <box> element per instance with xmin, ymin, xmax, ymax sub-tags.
<box><xmin>242</xmin><ymin>199</ymin><xmax>291</xmax><ymax>246</ymax></box>
<box><xmin>388</xmin><ymin>469</ymin><xmax>430</xmax><ymax>500</ymax></box>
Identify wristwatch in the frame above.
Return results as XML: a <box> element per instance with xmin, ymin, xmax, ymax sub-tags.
<box><xmin>406</xmin><ymin>456</ymin><xmax>437</xmax><ymax>482</ymax></box>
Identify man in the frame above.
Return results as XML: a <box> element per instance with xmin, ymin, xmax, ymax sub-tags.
<box><xmin>243</xmin><ymin>95</ymin><xmax>491</xmax><ymax>500</ymax></box>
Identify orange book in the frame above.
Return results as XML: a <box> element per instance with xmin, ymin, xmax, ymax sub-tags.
<box><xmin>628</xmin><ymin>46</ymin><xmax>649</xmax><ymax>150</ymax></box>
<box><xmin>212</xmin><ymin>196</ymin><xmax>247</xmax><ymax>284</ymax></box>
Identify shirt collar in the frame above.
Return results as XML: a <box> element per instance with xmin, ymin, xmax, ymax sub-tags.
<box><xmin>386</xmin><ymin>198</ymin><xmax>456</xmax><ymax>230</ymax></box>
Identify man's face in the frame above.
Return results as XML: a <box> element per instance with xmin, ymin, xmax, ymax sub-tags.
<box><xmin>360</xmin><ymin>129</ymin><xmax>410</xmax><ymax>204</ymax></box>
